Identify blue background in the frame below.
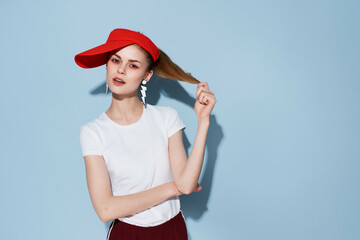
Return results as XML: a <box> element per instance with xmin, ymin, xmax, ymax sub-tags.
<box><xmin>1</xmin><ymin>0</ymin><xmax>359</xmax><ymax>239</ymax></box>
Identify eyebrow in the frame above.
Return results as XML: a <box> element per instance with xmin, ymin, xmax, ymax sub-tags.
<box><xmin>114</xmin><ymin>54</ymin><xmax>141</xmax><ymax>64</ymax></box>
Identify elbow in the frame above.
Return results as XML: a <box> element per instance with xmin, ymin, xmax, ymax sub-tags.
<box><xmin>181</xmin><ymin>188</ymin><xmax>193</xmax><ymax>195</ymax></box>
<box><xmin>99</xmin><ymin>213</ymin><xmax>110</xmax><ymax>223</ymax></box>
<box><xmin>97</xmin><ymin>201</ymin><xmax>113</xmax><ymax>223</ymax></box>
<box><xmin>98</xmin><ymin>199</ymin><xmax>127</xmax><ymax>222</ymax></box>
<box><xmin>175</xmin><ymin>183</ymin><xmax>193</xmax><ymax>195</ymax></box>
<box><xmin>98</xmin><ymin>208</ymin><xmax>111</xmax><ymax>223</ymax></box>
<box><xmin>99</xmin><ymin>216</ymin><xmax>107</xmax><ymax>223</ymax></box>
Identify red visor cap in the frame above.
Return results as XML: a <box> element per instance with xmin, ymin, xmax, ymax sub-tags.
<box><xmin>74</xmin><ymin>28</ymin><xmax>160</xmax><ymax>68</ymax></box>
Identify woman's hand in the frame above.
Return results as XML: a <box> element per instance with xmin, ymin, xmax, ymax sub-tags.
<box><xmin>193</xmin><ymin>183</ymin><xmax>202</xmax><ymax>192</ymax></box>
<box><xmin>194</xmin><ymin>82</ymin><xmax>216</xmax><ymax>121</ymax></box>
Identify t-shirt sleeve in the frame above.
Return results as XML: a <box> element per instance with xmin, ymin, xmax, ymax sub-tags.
<box><xmin>79</xmin><ymin>124</ymin><xmax>102</xmax><ymax>156</ymax></box>
<box><xmin>166</xmin><ymin>107</ymin><xmax>186</xmax><ymax>138</ymax></box>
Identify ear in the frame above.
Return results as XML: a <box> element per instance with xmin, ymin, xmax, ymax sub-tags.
<box><xmin>144</xmin><ymin>70</ymin><xmax>154</xmax><ymax>82</ymax></box>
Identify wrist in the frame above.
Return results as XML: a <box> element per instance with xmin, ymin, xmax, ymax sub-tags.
<box><xmin>166</xmin><ymin>182</ymin><xmax>180</xmax><ymax>197</ymax></box>
<box><xmin>197</xmin><ymin>118</ymin><xmax>210</xmax><ymax>127</ymax></box>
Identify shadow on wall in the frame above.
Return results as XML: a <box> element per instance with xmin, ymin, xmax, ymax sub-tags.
<box><xmin>91</xmin><ymin>73</ymin><xmax>224</xmax><ymax>239</ymax></box>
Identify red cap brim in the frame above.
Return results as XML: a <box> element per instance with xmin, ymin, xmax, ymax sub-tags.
<box><xmin>74</xmin><ymin>40</ymin><xmax>134</xmax><ymax>68</ymax></box>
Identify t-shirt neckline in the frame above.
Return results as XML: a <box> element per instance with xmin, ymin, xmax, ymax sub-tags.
<box><xmin>102</xmin><ymin>104</ymin><xmax>146</xmax><ymax>127</ymax></box>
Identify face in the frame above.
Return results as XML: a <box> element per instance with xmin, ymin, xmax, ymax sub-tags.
<box><xmin>106</xmin><ymin>44</ymin><xmax>153</xmax><ymax>97</ymax></box>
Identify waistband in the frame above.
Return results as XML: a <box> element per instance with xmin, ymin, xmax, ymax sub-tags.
<box><xmin>113</xmin><ymin>210</ymin><xmax>185</xmax><ymax>232</ymax></box>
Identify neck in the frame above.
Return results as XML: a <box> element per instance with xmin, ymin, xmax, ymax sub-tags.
<box><xmin>106</xmin><ymin>95</ymin><xmax>144</xmax><ymax>123</ymax></box>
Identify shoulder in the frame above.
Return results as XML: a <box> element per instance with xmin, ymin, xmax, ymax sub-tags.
<box><xmin>147</xmin><ymin>104</ymin><xmax>184</xmax><ymax>130</ymax></box>
<box><xmin>147</xmin><ymin>104</ymin><xmax>179</xmax><ymax>117</ymax></box>
<box><xmin>80</xmin><ymin>121</ymin><xmax>96</xmax><ymax>132</ymax></box>
<box><xmin>146</xmin><ymin>104</ymin><xmax>182</xmax><ymax>125</ymax></box>
<box><xmin>80</xmin><ymin>113</ymin><xmax>106</xmax><ymax>134</ymax></box>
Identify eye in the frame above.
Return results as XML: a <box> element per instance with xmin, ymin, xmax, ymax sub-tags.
<box><xmin>111</xmin><ymin>58</ymin><xmax>120</xmax><ymax>63</ymax></box>
<box><xmin>129</xmin><ymin>64</ymin><xmax>139</xmax><ymax>69</ymax></box>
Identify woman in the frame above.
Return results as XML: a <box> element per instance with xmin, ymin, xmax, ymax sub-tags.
<box><xmin>75</xmin><ymin>28</ymin><xmax>216</xmax><ymax>240</ymax></box>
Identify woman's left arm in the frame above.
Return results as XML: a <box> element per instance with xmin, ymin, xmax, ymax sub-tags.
<box><xmin>169</xmin><ymin>82</ymin><xmax>216</xmax><ymax>194</ymax></box>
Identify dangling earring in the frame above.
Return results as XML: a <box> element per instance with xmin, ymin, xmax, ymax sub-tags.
<box><xmin>105</xmin><ymin>66</ymin><xmax>109</xmax><ymax>95</ymax></box>
<box><xmin>140</xmin><ymin>80</ymin><xmax>147</xmax><ymax>108</ymax></box>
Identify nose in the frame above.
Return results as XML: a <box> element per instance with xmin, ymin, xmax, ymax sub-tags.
<box><xmin>117</xmin><ymin>63</ymin><xmax>126</xmax><ymax>75</ymax></box>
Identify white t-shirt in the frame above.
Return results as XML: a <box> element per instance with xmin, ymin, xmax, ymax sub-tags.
<box><xmin>79</xmin><ymin>103</ymin><xmax>186</xmax><ymax>226</ymax></box>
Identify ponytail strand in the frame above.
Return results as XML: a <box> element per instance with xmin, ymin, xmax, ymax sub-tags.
<box><xmin>153</xmin><ymin>49</ymin><xmax>200</xmax><ymax>84</ymax></box>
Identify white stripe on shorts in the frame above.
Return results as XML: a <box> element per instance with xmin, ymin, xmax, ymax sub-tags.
<box><xmin>106</xmin><ymin>220</ymin><xmax>115</xmax><ymax>240</ymax></box>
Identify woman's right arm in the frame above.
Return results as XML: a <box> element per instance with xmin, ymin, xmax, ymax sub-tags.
<box><xmin>83</xmin><ymin>155</ymin><xmax>181</xmax><ymax>223</ymax></box>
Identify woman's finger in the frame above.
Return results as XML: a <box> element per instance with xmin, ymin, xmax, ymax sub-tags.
<box><xmin>196</xmin><ymin>87</ymin><xmax>214</xmax><ymax>99</ymax></box>
<box><xmin>197</xmin><ymin>82</ymin><xmax>209</xmax><ymax>91</ymax></box>
<box><xmin>200</xmin><ymin>93</ymin><xmax>207</xmax><ymax>104</ymax></box>
<box><xmin>193</xmin><ymin>185</ymin><xmax>202</xmax><ymax>192</ymax></box>
<box><xmin>198</xmin><ymin>91</ymin><xmax>215</xmax><ymax>104</ymax></box>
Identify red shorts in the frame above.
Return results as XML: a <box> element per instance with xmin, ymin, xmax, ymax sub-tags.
<box><xmin>106</xmin><ymin>210</ymin><xmax>188</xmax><ymax>240</ymax></box>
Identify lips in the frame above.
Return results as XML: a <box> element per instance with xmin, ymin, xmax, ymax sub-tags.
<box><xmin>113</xmin><ymin>77</ymin><xmax>125</xmax><ymax>83</ymax></box>
<box><xmin>113</xmin><ymin>77</ymin><xmax>125</xmax><ymax>86</ymax></box>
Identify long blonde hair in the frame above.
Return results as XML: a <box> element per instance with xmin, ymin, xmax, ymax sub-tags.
<box><xmin>153</xmin><ymin>49</ymin><xmax>200</xmax><ymax>84</ymax></box>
